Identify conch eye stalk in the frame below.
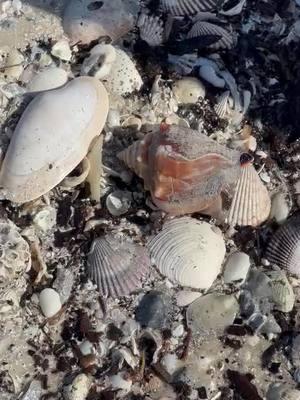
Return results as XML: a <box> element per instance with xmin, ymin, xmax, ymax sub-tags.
<box><xmin>118</xmin><ymin>124</ymin><xmax>271</xmax><ymax>226</ymax></box>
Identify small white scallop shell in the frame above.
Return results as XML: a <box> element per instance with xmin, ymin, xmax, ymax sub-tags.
<box><xmin>161</xmin><ymin>0</ymin><xmax>219</xmax><ymax>15</ymax></box>
<box><xmin>87</xmin><ymin>234</ymin><xmax>150</xmax><ymax>298</ymax></box>
<box><xmin>0</xmin><ymin>77</ymin><xmax>109</xmax><ymax>203</ymax></box>
<box><xmin>103</xmin><ymin>48</ymin><xmax>143</xmax><ymax>96</ymax></box>
<box><xmin>227</xmin><ymin>164</ymin><xmax>271</xmax><ymax>227</ymax></box>
<box><xmin>214</xmin><ymin>90</ymin><xmax>231</xmax><ymax>118</ymax></box>
<box><xmin>187</xmin><ymin>21</ymin><xmax>234</xmax><ymax>50</ymax></box>
<box><xmin>137</xmin><ymin>13</ymin><xmax>164</xmax><ymax>47</ymax></box>
<box><xmin>265</xmin><ymin>214</ymin><xmax>300</xmax><ymax>276</ymax></box>
<box><xmin>148</xmin><ymin>217</ymin><xmax>225</xmax><ymax>290</ymax></box>
<box><xmin>81</xmin><ymin>44</ymin><xmax>116</xmax><ymax>80</ymax></box>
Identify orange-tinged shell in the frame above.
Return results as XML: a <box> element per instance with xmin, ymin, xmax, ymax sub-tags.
<box><xmin>118</xmin><ymin>124</ymin><xmax>241</xmax><ymax>217</ymax></box>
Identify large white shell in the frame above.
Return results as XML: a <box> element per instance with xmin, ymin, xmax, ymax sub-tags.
<box><xmin>148</xmin><ymin>217</ymin><xmax>225</xmax><ymax>290</ymax></box>
<box><xmin>87</xmin><ymin>234</ymin><xmax>151</xmax><ymax>298</ymax></box>
<box><xmin>227</xmin><ymin>164</ymin><xmax>271</xmax><ymax>227</ymax></box>
<box><xmin>103</xmin><ymin>48</ymin><xmax>143</xmax><ymax>96</ymax></box>
<box><xmin>161</xmin><ymin>0</ymin><xmax>219</xmax><ymax>15</ymax></box>
<box><xmin>187</xmin><ymin>21</ymin><xmax>234</xmax><ymax>50</ymax></box>
<box><xmin>0</xmin><ymin>77</ymin><xmax>109</xmax><ymax>203</ymax></box>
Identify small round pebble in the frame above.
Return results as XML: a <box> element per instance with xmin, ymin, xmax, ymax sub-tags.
<box><xmin>39</xmin><ymin>288</ymin><xmax>62</xmax><ymax>318</ymax></box>
<box><xmin>269</xmin><ymin>192</ymin><xmax>290</xmax><ymax>224</ymax></box>
<box><xmin>223</xmin><ymin>252</ymin><xmax>250</xmax><ymax>285</ymax></box>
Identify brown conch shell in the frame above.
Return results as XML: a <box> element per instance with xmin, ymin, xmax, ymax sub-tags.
<box><xmin>118</xmin><ymin>124</ymin><xmax>270</xmax><ymax>225</ymax></box>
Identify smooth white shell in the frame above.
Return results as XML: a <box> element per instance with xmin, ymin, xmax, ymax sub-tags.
<box><xmin>27</xmin><ymin>67</ymin><xmax>68</xmax><ymax>93</ymax></box>
<box><xmin>0</xmin><ymin>77</ymin><xmax>109</xmax><ymax>203</ymax></box>
<box><xmin>172</xmin><ymin>77</ymin><xmax>205</xmax><ymax>104</ymax></box>
<box><xmin>148</xmin><ymin>217</ymin><xmax>226</xmax><ymax>290</ymax></box>
<box><xmin>223</xmin><ymin>252</ymin><xmax>250</xmax><ymax>285</ymax></box>
<box><xmin>39</xmin><ymin>288</ymin><xmax>62</xmax><ymax>318</ymax></box>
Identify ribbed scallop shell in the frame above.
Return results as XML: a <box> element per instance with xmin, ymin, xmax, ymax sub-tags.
<box><xmin>148</xmin><ymin>217</ymin><xmax>225</xmax><ymax>289</ymax></box>
<box><xmin>137</xmin><ymin>14</ymin><xmax>164</xmax><ymax>47</ymax></box>
<box><xmin>265</xmin><ymin>214</ymin><xmax>300</xmax><ymax>276</ymax></box>
<box><xmin>227</xmin><ymin>164</ymin><xmax>271</xmax><ymax>227</ymax></box>
<box><xmin>214</xmin><ymin>90</ymin><xmax>231</xmax><ymax>118</ymax></box>
<box><xmin>187</xmin><ymin>21</ymin><xmax>234</xmax><ymax>50</ymax></box>
<box><xmin>87</xmin><ymin>235</ymin><xmax>151</xmax><ymax>298</ymax></box>
<box><xmin>161</xmin><ymin>0</ymin><xmax>219</xmax><ymax>15</ymax></box>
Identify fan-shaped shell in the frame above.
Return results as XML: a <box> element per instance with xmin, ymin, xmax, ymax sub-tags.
<box><xmin>227</xmin><ymin>164</ymin><xmax>271</xmax><ymax>227</ymax></box>
<box><xmin>265</xmin><ymin>214</ymin><xmax>300</xmax><ymax>276</ymax></box>
<box><xmin>0</xmin><ymin>77</ymin><xmax>109</xmax><ymax>203</ymax></box>
<box><xmin>161</xmin><ymin>0</ymin><xmax>219</xmax><ymax>15</ymax></box>
<box><xmin>118</xmin><ymin>124</ymin><xmax>241</xmax><ymax>217</ymax></box>
<box><xmin>187</xmin><ymin>21</ymin><xmax>234</xmax><ymax>50</ymax></box>
<box><xmin>148</xmin><ymin>217</ymin><xmax>226</xmax><ymax>289</ymax></box>
<box><xmin>87</xmin><ymin>234</ymin><xmax>150</xmax><ymax>298</ymax></box>
<box><xmin>214</xmin><ymin>90</ymin><xmax>231</xmax><ymax>118</ymax></box>
<box><xmin>137</xmin><ymin>14</ymin><xmax>164</xmax><ymax>47</ymax></box>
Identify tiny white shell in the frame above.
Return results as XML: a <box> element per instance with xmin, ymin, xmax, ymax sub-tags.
<box><xmin>148</xmin><ymin>217</ymin><xmax>225</xmax><ymax>290</ymax></box>
<box><xmin>187</xmin><ymin>21</ymin><xmax>234</xmax><ymax>50</ymax></box>
<box><xmin>227</xmin><ymin>164</ymin><xmax>271</xmax><ymax>227</ymax></box>
<box><xmin>137</xmin><ymin>13</ymin><xmax>164</xmax><ymax>47</ymax></box>
<box><xmin>39</xmin><ymin>288</ymin><xmax>62</xmax><ymax>318</ymax></box>
<box><xmin>2</xmin><ymin>49</ymin><xmax>24</xmax><ymax>81</ymax></box>
<box><xmin>0</xmin><ymin>77</ymin><xmax>109</xmax><ymax>203</ymax></box>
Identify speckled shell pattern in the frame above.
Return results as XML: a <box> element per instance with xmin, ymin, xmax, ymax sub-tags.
<box><xmin>118</xmin><ymin>124</ymin><xmax>241</xmax><ymax>216</ymax></box>
<box><xmin>160</xmin><ymin>0</ymin><xmax>219</xmax><ymax>15</ymax></box>
<box><xmin>265</xmin><ymin>214</ymin><xmax>300</xmax><ymax>276</ymax></box>
<box><xmin>87</xmin><ymin>234</ymin><xmax>151</xmax><ymax>298</ymax></box>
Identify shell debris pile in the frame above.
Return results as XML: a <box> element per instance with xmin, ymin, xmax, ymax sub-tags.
<box><xmin>1</xmin><ymin>0</ymin><xmax>300</xmax><ymax>399</ymax></box>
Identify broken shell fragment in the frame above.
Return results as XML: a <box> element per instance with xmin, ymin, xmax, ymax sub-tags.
<box><xmin>27</xmin><ymin>67</ymin><xmax>68</xmax><ymax>93</ymax></box>
<box><xmin>39</xmin><ymin>288</ymin><xmax>62</xmax><ymax>318</ymax></box>
<box><xmin>81</xmin><ymin>44</ymin><xmax>116</xmax><ymax>80</ymax></box>
<box><xmin>161</xmin><ymin>0</ymin><xmax>219</xmax><ymax>15</ymax></box>
<box><xmin>265</xmin><ymin>214</ymin><xmax>300</xmax><ymax>276</ymax></box>
<box><xmin>87</xmin><ymin>234</ymin><xmax>150</xmax><ymax>298</ymax></box>
<box><xmin>0</xmin><ymin>77</ymin><xmax>109</xmax><ymax>203</ymax></box>
<box><xmin>64</xmin><ymin>373</ymin><xmax>92</xmax><ymax>400</ymax></box>
<box><xmin>267</xmin><ymin>271</ymin><xmax>295</xmax><ymax>313</ymax></box>
<box><xmin>223</xmin><ymin>251</ymin><xmax>250</xmax><ymax>285</ymax></box>
<box><xmin>227</xmin><ymin>164</ymin><xmax>271</xmax><ymax>227</ymax></box>
<box><xmin>86</xmin><ymin>135</ymin><xmax>104</xmax><ymax>202</ymax></box>
<box><xmin>148</xmin><ymin>217</ymin><xmax>225</xmax><ymax>290</ymax></box>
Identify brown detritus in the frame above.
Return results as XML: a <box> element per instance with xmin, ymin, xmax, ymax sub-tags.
<box><xmin>177</xmin><ymin>328</ymin><xmax>192</xmax><ymax>360</ymax></box>
<box><xmin>227</xmin><ymin>370</ymin><xmax>263</xmax><ymax>400</ymax></box>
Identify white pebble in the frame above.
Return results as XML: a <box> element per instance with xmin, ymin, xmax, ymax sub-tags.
<box><xmin>172</xmin><ymin>77</ymin><xmax>205</xmax><ymax>104</ymax></box>
<box><xmin>260</xmin><ymin>172</ymin><xmax>270</xmax><ymax>183</ymax></box>
<box><xmin>269</xmin><ymin>192</ymin><xmax>290</xmax><ymax>224</ymax></box>
<box><xmin>51</xmin><ymin>40</ymin><xmax>72</xmax><ymax>62</ymax></box>
<box><xmin>64</xmin><ymin>374</ymin><xmax>92</xmax><ymax>400</ymax></box>
<box><xmin>79</xmin><ymin>340</ymin><xmax>94</xmax><ymax>356</ymax></box>
<box><xmin>39</xmin><ymin>288</ymin><xmax>61</xmax><ymax>318</ymax></box>
<box><xmin>33</xmin><ymin>206</ymin><xmax>57</xmax><ymax>233</ymax></box>
<box><xmin>173</xmin><ymin>324</ymin><xmax>184</xmax><ymax>338</ymax></box>
<box><xmin>223</xmin><ymin>252</ymin><xmax>250</xmax><ymax>285</ymax></box>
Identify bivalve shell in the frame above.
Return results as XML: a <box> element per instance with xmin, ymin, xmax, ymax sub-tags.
<box><xmin>267</xmin><ymin>271</ymin><xmax>295</xmax><ymax>313</ymax></box>
<box><xmin>223</xmin><ymin>251</ymin><xmax>250</xmax><ymax>286</ymax></box>
<box><xmin>0</xmin><ymin>77</ymin><xmax>109</xmax><ymax>203</ymax></box>
<box><xmin>265</xmin><ymin>214</ymin><xmax>300</xmax><ymax>276</ymax></box>
<box><xmin>39</xmin><ymin>288</ymin><xmax>62</xmax><ymax>318</ymax></box>
<box><xmin>161</xmin><ymin>0</ymin><xmax>219</xmax><ymax>15</ymax></box>
<box><xmin>227</xmin><ymin>164</ymin><xmax>271</xmax><ymax>227</ymax></box>
<box><xmin>137</xmin><ymin>13</ymin><xmax>164</xmax><ymax>47</ymax></box>
<box><xmin>187</xmin><ymin>21</ymin><xmax>234</xmax><ymax>50</ymax></box>
<box><xmin>87</xmin><ymin>234</ymin><xmax>150</xmax><ymax>298</ymax></box>
<box><xmin>148</xmin><ymin>217</ymin><xmax>226</xmax><ymax>290</ymax></box>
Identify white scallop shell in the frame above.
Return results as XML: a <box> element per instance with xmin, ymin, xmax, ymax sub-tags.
<box><xmin>103</xmin><ymin>48</ymin><xmax>143</xmax><ymax>96</ymax></box>
<box><xmin>214</xmin><ymin>90</ymin><xmax>231</xmax><ymax>118</ymax></box>
<box><xmin>137</xmin><ymin>13</ymin><xmax>164</xmax><ymax>47</ymax></box>
<box><xmin>0</xmin><ymin>77</ymin><xmax>109</xmax><ymax>203</ymax></box>
<box><xmin>161</xmin><ymin>0</ymin><xmax>219</xmax><ymax>15</ymax></box>
<box><xmin>187</xmin><ymin>21</ymin><xmax>234</xmax><ymax>50</ymax></box>
<box><xmin>87</xmin><ymin>234</ymin><xmax>150</xmax><ymax>298</ymax></box>
<box><xmin>227</xmin><ymin>164</ymin><xmax>271</xmax><ymax>227</ymax></box>
<box><xmin>266</xmin><ymin>214</ymin><xmax>300</xmax><ymax>276</ymax></box>
<box><xmin>267</xmin><ymin>271</ymin><xmax>295</xmax><ymax>313</ymax></box>
<box><xmin>148</xmin><ymin>217</ymin><xmax>225</xmax><ymax>290</ymax></box>
<box><xmin>81</xmin><ymin>44</ymin><xmax>116</xmax><ymax>80</ymax></box>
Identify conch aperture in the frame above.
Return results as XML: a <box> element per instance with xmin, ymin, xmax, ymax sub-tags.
<box><xmin>118</xmin><ymin>124</ymin><xmax>271</xmax><ymax>226</ymax></box>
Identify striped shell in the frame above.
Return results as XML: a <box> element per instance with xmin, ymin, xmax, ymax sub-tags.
<box><xmin>137</xmin><ymin>14</ymin><xmax>164</xmax><ymax>47</ymax></box>
<box><xmin>161</xmin><ymin>0</ymin><xmax>219</xmax><ymax>15</ymax></box>
<box><xmin>265</xmin><ymin>214</ymin><xmax>300</xmax><ymax>276</ymax></box>
<box><xmin>87</xmin><ymin>235</ymin><xmax>150</xmax><ymax>298</ymax></box>
<box><xmin>118</xmin><ymin>124</ymin><xmax>241</xmax><ymax>219</ymax></box>
<box><xmin>214</xmin><ymin>90</ymin><xmax>231</xmax><ymax>118</ymax></box>
<box><xmin>267</xmin><ymin>271</ymin><xmax>295</xmax><ymax>313</ymax></box>
<box><xmin>187</xmin><ymin>21</ymin><xmax>234</xmax><ymax>50</ymax></box>
<box><xmin>227</xmin><ymin>164</ymin><xmax>271</xmax><ymax>227</ymax></box>
<box><xmin>148</xmin><ymin>217</ymin><xmax>226</xmax><ymax>289</ymax></box>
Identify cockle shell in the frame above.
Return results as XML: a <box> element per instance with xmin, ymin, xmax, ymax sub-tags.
<box><xmin>87</xmin><ymin>234</ymin><xmax>150</xmax><ymax>298</ymax></box>
<box><xmin>187</xmin><ymin>21</ymin><xmax>234</xmax><ymax>50</ymax></box>
<box><xmin>161</xmin><ymin>0</ymin><xmax>219</xmax><ymax>15</ymax></box>
<box><xmin>227</xmin><ymin>163</ymin><xmax>271</xmax><ymax>227</ymax></box>
<box><xmin>0</xmin><ymin>77</ymin><xmax>109</xmax><ymax>203</ymax></box>
<box><xmin>265</xmin><ymin>214</ymin><xmax>300</xmax><ymax>276</ymax></box>
<box><xmin>148</xmin><ymin>217</ymin><xmax>225</xmax><ymax>289</ymax></box>
<box><xmin>137</xmin><ymin>13</ymin><xmax>164</xmax><ymax>47</ymax></box>
<box><xmin>118</xmin><ymin>124</ymin><xmax>241</xmax><ymax>218</ymax></box>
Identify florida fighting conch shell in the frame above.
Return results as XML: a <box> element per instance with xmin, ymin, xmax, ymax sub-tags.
<box><xmin>118</xmin><ymin>124</ymin><xmax>271</xmax><ymax>226</ymax></box>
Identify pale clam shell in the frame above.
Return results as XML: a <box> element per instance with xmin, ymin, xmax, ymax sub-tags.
<box><xmin>137</xmin><ymin>13</ymin><xmax>164</xmax><ymax>47</ymax></box>
<box><xmin>148</xmin><ymin>217</ymin><xmax>226</xmax><ymax>290</ymax></box>
<box><xmin>267</xmin><ymin>271</ymin><xmax>295</xmax><ymax>313</ymax></box>
<box><xmin>227</xmin><ymin>164</ymin><xmax>271</xmax><ymax>227</ymax></box>
<box><xmin>187</xmin><ymin>21</ymin><xmax>234</xmax><ymax>50</ymax></box>
<box><xmin>161</xmin><ymin>0</ymin><xmax>219</xmax><ymax>15</ymax></box>
<box><xmin>39</xmin><ymin>288</ymin><xmax>62</xmax><ymax>318</ymax></box>
<box><xmin>265</xmin><ymin>214</ymin><xmax>300</xmax><ymax>276</ymax></box>
<box><xmin>0</xmin><ymin>77</ymin><xmax>109</xmax><ymax>203</ymax></box>
<box><xmin>87</xmin><ymin>234</ymin><xmax>150</xmax><ymax>298</ymax></box>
